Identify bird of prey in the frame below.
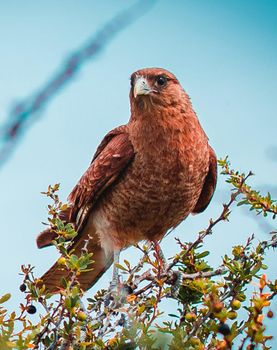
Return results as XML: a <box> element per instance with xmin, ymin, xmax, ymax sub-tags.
<box><xmin>37</xmin><ymin>67</ymin><xmax>217</xmax><ymax>293</ymax></box>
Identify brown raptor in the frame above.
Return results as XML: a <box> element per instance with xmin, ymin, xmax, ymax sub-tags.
<box><xmin>37</xmin><ymin>68</ymin><xmax>217</xmax><ymax>292</ymax></box>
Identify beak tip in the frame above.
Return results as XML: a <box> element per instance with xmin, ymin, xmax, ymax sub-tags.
<box><xmin>133</xmin><ymin>76</ymin><xmax>151</xmax><ymax>99</ymax></box>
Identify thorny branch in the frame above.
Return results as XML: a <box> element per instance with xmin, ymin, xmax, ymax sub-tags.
<box><xmin>0</xmin><ymin>159</ymin><xmax>276</xmax><ymax>349</ymax></box>
<box><xmin>0</xmin><ymin>0</ymin><xmax>156</xmax><ymax>168</ymax></box>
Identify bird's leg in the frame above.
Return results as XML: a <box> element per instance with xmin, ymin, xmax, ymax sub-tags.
<box><xmin>104</xmin><ymin>250</ymin><xmax>123</xmax><ymax>306</ymax></box>
<box><xmin>110</xmin><ymin>250</ymin><xmax>120</xmax><ymax>290</ymax></box>
<box><xmin>169</xmin><ymin>270</ymin><xmax>182</xmax><ymax>298</ymax></box>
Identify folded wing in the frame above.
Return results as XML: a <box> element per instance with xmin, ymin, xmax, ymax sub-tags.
<box><xmin>38</xmin><ymin>125</ymin><xmax>135</xmax><ymax>292</ymax></box>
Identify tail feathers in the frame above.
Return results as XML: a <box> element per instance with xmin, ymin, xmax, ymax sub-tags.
<box><xmin>36</xmin><ymin>227</ymin><xmax>75</xmax><ymax>249</ymax></box>
<box><xmin>41</xmin><ymin>231</ymin><xmax>113</xmax><ymax>293</ymax></box>
<box><xmin>37</xmin><ymin>228</ymin><xmax>57</xmax><ymax>249</ymax></box>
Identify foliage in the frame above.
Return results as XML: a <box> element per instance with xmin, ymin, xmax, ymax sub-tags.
<box><xmin>0</xmin><ymin>158</ymin><xmax>276</xmax><ymax>349</ymax></box>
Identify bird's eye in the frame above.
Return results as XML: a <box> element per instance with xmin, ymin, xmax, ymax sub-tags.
<box><xmin>156</xmin><ymin>75</ymin><xmax>167</xmax><ymax>87</ymax></box>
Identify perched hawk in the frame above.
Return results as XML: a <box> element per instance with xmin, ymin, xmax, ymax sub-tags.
<box><xmin>37</xmin><ymin>68</ymin><xmax>217</xmax><ymax>292</ymax></box>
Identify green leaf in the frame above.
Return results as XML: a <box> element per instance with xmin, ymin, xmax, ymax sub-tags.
<box><xmin>61</xmin><ymin>277</ymin><xmax>68</xmax><ymax>289</ymax></box>
<box><xmin>0</xmin><ymin>293</ymin><xmax>11</xmax><ymax>304</ymax></box>
<box><xmin>124</xmin><ymin>259</ymin><xmax>131</xmax><ymax>269</ymax></box>
<box><xmin>196</xmin><ymin>251</ymin><xmax>210</xmax><ymax>259</ymax></box>
<box><xmin>115</xmin><ymin>263</ymin><xmax>128</xmax><ymax>272</ymax></box>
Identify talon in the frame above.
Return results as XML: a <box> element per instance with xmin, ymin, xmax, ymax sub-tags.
<box><xmin>123</xmin><ymin>284</ymin><xmax>134</xmax><ymax>295</ymax></box>
<box><xmin>170</xmin><ymin>270</ymin><xmax>182</xmax><ymax>297</ymax></box>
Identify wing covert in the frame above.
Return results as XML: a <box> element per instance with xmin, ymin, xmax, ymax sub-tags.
<box><xmin>192</xmin><ymin>146</ymin><xmax>217</xmax><ymax>214</ymax></box>
<box><xmin>68</xmin><ymin>126</ymin><xmax>134</xmax><ymax>228</ymax></box>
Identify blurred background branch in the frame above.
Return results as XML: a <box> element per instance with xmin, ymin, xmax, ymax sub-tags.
<box><xmin>0</xmin><ymin>0</ymin><xmax>156</xmax><ymax>168</ymax></box>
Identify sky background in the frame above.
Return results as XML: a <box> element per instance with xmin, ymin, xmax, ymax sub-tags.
<box><xmin>0</xmin><ymin>0</ymin><xmax>276</xmax><ymax>347</ymax></box>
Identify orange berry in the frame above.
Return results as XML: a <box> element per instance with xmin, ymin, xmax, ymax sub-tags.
<box><xmin>77</xmin><ymin>311</ymin><xmax>87</xmax><ymax>321</ymax></box>
<box><xmin>231</xmin><ymin>299</ymin><xmax>241</xmax><ymax>310</ymax></box>
<box><xmin>213</xmin><ymin>301</ymin><xmax>224</xmax><ymax>312</ymax></box>
<box><xmin>185</xmin><ymin>312</ymin><xmax>197</xmax><ymax>322</ymax></box>
<box><xmin>57</xmin><ymin>257</ymin><xmax>66</xmax><ymax>265</ymax></box>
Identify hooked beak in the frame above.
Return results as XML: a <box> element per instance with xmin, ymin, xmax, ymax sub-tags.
<box><xmin>133</xmin><ymin>76</ymin><xmax>155</xmax><ymax>98</ymax></box>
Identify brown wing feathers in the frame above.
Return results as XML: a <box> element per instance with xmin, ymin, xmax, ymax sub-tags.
<box><xmin>68</xmin><ymin>128</ymin><xmax>134</xmax><ymax>225</ymax></box>
<box><xmin>38</xmin><ymin>127</ymin><xmax>134</xmax><ymax>292</ymax></box>
<box><xmin>192</xmin><ymin>146</ymin><xmax>217</xmax><ymax>214</ymax></box>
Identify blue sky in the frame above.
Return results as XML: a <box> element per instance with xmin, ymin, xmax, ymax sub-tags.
<box><xmin>0</xmin><ymin>0</ymin><xmax>276</xmax><ymax>346</ymax></box>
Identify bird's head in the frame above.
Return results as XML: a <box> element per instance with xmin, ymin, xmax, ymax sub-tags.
<box><xmin>129</xmin><ymin>68</ymin><xmax>187</xmax><ymax>114</ymax></box>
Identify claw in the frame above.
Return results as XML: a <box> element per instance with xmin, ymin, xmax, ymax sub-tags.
<box><xmin>170</xmin><ymin>270</ymin><xmax>182</xmax><ymax>297</ymax></box>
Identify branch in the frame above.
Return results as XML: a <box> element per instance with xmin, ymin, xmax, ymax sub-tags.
<box><xmin>0</xmin><ymin>0</ymin><xmax>156</xmax><ymax>168</ymax></box>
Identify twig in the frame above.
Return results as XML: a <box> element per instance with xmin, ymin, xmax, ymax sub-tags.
<box><xmin>0</xmin><ymin>0</ymin><xmax>156</xmax><ymax>167</ymax></box>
